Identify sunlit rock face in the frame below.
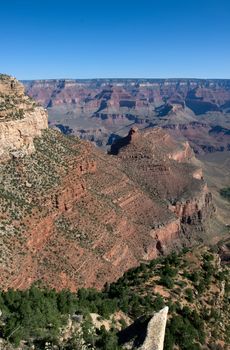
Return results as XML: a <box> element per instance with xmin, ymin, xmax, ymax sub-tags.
<box><xmin>138</xmin><ymin>307</ymin><xmax>169</xmax><ymax>350</ymax></box>
<box><xmin>0</xmin><ymin>75</ymin><xmax>214</xmax><ymax>292</ymax></box>
<box><xmin>0</xmin><ymin>74</ymin><xmax>48</xmax><ymax>161</ymax></box>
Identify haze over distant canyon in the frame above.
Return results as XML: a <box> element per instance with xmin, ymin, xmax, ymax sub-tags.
<box><xmin>23</xmin><ymin>78</ymin><xmax>230</xmax><ymax>153</ymax></box>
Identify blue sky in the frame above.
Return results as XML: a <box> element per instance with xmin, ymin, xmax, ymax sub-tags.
<box><xmin>1</xmin><ymin>0</ymin><xmax>230</xmax><ymax>79</ymax></box>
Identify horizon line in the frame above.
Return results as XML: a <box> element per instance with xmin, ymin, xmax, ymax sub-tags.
<box><xmin>20</xmin><ymin>77</ymin><xmax>230</xmax><ymax>81</ymax></box>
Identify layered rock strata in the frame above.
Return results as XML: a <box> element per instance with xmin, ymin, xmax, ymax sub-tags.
<box><xmin>23</xmin><ymin>78</ymin><xmax>230</xmax><ymax>153</ymax></box>
<box><xmin>0</xmin><ymin>75</ymin><xmax>215</xmax><ymax>291</ymax></box>
<box><xmin>110</xmin><ymin>127</ymin><xmax>215</xmax><ymax>239</ymax></box>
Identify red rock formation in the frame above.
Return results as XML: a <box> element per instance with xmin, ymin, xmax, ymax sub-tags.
<box><xmin>0</xmin><ymin>128</ymin><xmax>214</xmax><ymax>291</ymax></box>
<box><xmin>111</xmin><ymin>127</ymin><xmax>215</xmax><ymax>238</ymax></box>
<box><xmin>23</xmin><ymin>78</ymin><xmax>230</xmax><ymax>154</ymax></box>
<box><xmin>0</xmin><ymin>76</ymin><xmax>215</xmax><ymax>291</ymax></box>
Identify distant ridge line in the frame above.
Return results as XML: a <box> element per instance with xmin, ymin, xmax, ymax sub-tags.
<box><xmin>21</xmin><ymin>77</ymin><xmax>230</xmax><ymax>83</ymax></box>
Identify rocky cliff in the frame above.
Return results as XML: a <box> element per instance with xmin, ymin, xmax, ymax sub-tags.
<box><xmin>23</xmin><ymin>78</ymin><xmax>230</xmax><ymax>114</ymax></box>
<box><xmin>0</xmin><ymin>75</ymin><xmax>215</xmax><ymax>291</ymax></box>
<box><xmin>138</xmin><ymin>307</ymin><xmax>168</xmax><ymax>350</ymax></box>
<box><xmin>110</xmin><ymin>127</ymin><xmax>215</xmax><ymax>240</ymax></box>
<box><xmin>0</xmin><ymin>74</ymin><xmax>48</xmax><ymax>161</ymax></box>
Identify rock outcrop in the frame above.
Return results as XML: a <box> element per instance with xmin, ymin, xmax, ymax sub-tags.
<box><xmin>110</xmin><ymin>127</ymin><xmax>215</xmax><ymax>240</ymax></box>
<box><xmin>0</xmin><ymin>108</ymin><xmax>48</xmax><ymax>161</ymax></box>
<box><xmin>138</xmin><ymin>307</ymin><xmax>168</xmax><ymax>350</ymax></box>
<box><xmin>169</xmin><ymin>184</ymin><xmax>213</xmax><ymax>225</ymax></box>
<box><xmin>0</xmin><ymin>74</ymin><xmax>48</xmax><ymax>161</ymax></box>
<box><xmin>0</xmin><ymin>75</ymin><xmax>24</xmax><ymax>96</ymax></box>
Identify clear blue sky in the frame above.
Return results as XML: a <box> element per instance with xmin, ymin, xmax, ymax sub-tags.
<box><xmin>1</xmin><ymin>0</ymin><xmax>230</xmax><ymax>79</ymax></box>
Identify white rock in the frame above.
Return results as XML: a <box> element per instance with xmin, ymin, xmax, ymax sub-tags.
<box><xmin>138</xmin><ymin>306</ymin><xmax>169</xmax><ymax>350</ymax></box>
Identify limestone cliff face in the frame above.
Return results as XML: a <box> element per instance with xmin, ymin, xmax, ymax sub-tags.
<box><xmin>0</xmin><ymin>108</ymin><xmax>48</xmax><ymax>161</ymax></box>
<box><xmin>138</xmin><ymin>307</ymin><xmax>169</xmax><ymax>350</ymax></box>
<box><xmin>0</xmin><ymin>74</ymin><xmax>48</xmax><ymax>161</ymax></box>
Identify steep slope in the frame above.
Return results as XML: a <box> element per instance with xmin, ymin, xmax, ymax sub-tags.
<box><xmin>110</xmin><ymin>128</ymin><xmax>215</xmax><ymax>237</ymax></box>
<box><xmin>0</xmin><ymin>75</ymin><xmax>215</xmax><ymax>291</ymax></box>
<box><xmin>115</xmin><ymin>246</ymin><xmax>230</xmax><ymax>350</ymax></box>
<box><xmin>0</xmin><ymin>128</ymin><xmax>180</xmax><ymax>291</ymax></box>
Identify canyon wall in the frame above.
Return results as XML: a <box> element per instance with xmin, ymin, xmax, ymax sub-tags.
<box><xmin>0</xmin><ymin>75</ymin><xmax>215</xmax><ymax>291</ymax></box>
<box><xmin>110</xmin><ymin>127</ymin><xmax>215</xmax><ymax>245</ymax></box>
<box><xmin>23</xmin><ymin>78</ymin><xmax>230</xmax><ymax>153</ymax></box>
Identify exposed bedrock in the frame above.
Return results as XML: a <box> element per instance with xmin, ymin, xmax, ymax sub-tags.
<box><xmin>0</xmin><ymin>75</ymin><xmax>216</xmax><ymax>291</ymax></box>
<box><xmin>138</xmin><ymin>307</ymin><xmax>169</xmax><ymax>350</ymax></box>
<box><xmin>0</xmin><ymin>108</ymin><xmax>48</xmax><ymax>161</ymax></box>
<box><xmin>110</xmin><ymin>127</ymin><xmax>215</xmax><ymax>242</ymax></box>
<box><xmin>169</xmin><ymin>184</ymin><xmax>214</xmax><ymax>224</ymax></box>
<box><xmin>0</xmin><ymin>74</ymin><xmax>48</xmax><ymax>161</ymax></box>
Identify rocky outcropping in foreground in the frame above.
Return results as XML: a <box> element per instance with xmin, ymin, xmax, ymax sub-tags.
<box><xmin>138</xmin><ymin>307</ymin><xmax>168</xmax><ymax>350</ymax></box>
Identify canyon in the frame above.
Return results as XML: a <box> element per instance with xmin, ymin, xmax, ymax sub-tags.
<box><xmin>23</xmin><ymin>78</ymin><xmax>230</xmax><ymax>154</ymax></box>
<box><xmin>0</xmin><ymin>74</ymin><xmax>218</xmax><ymax>291</ymax></box>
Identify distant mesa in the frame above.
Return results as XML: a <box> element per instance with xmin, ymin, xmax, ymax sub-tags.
<box><xmin>22</xmin><ymin>77</ymin><xmax>230</xmax><ymax>154</ymax></box>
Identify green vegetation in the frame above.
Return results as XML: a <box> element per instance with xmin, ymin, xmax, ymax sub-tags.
<box><xmin>0</xmin><ymin>286</ymin><xmax>121</xmax><ymax>349</ymax></box>
<box><xmin>0</xmin><ymin>248</ymin><xmax>229</xmax><ymax>349</ymax></box>
<box><xmin>220</xmin><ymin>187</ymin><xmax>230</xmax><ymax>202</ymax></box>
